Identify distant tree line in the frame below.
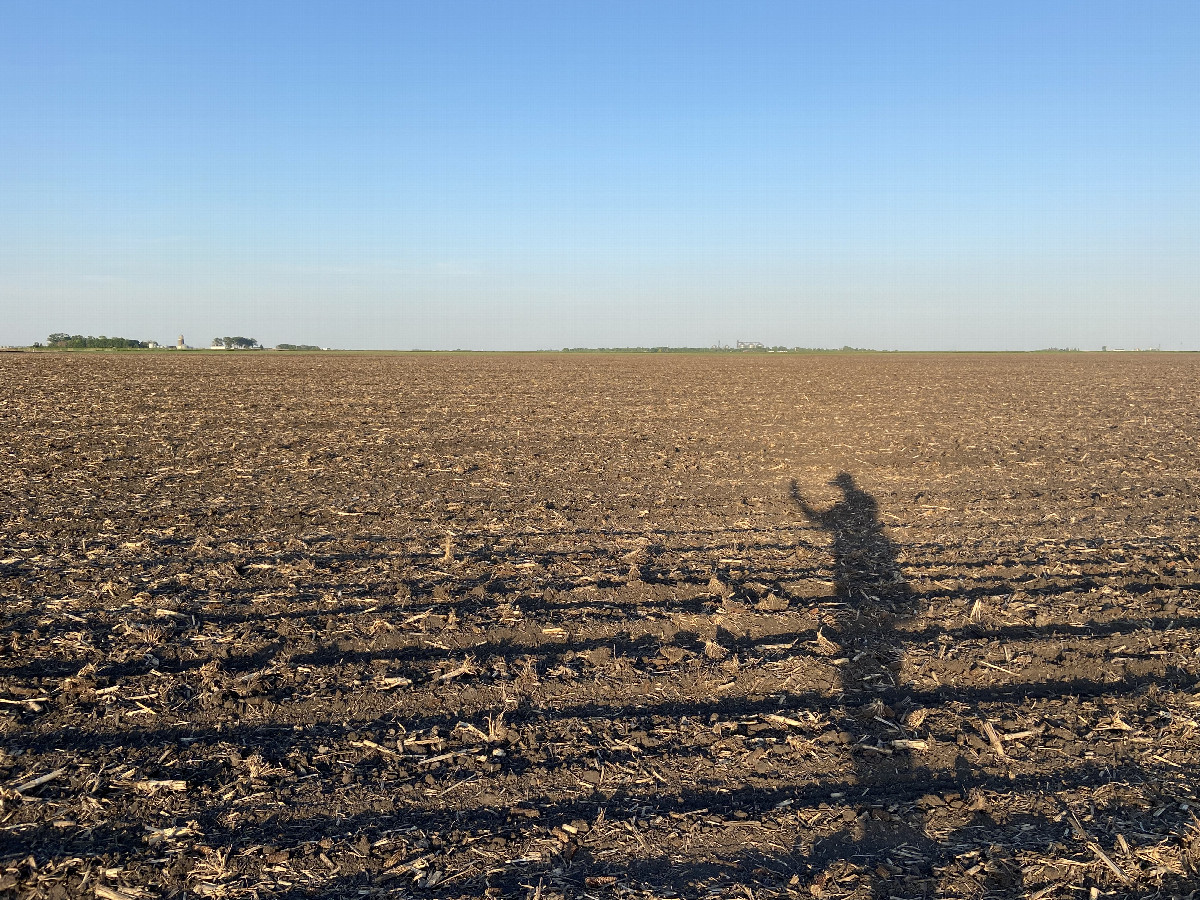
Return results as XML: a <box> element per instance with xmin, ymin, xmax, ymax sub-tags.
<box><xmin>560</xmin><ymin>345</ymin><xmax>886</xmax><ymax>353</ymax></box>
<box><xmin>213</xmin><ymin>336</ymin><xmax>260</xmax><ymax>349</ymax></box>
<box><xmin>275</xmin><ymin>343</ymin><xmax>323</xmax><ymax>351</ymax></box>
<box><xmin>44</xmin><ymin>333</ymin><xmax>149</xmax><ymax>349</ymax></box>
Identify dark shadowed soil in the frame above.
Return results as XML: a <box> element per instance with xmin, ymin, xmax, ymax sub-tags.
<box><xmin>2</xmin><ymin>351</ymin><xmax>1200</xmax><ymax>899</ymax></box>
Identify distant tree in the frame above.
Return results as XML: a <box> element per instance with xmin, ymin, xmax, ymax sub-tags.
<box><xmin>217</xmin><ymin>336</ymin><xmax>259</xmax><ymax>349</ymax></box>
<box><xmin>276</xmin><ymin>343</ymin><xmax>322</xmax><ymax>351</ymax></box>
<box><xmin>46</xmin><ymin>333</ymin><xmax>147</xmax><ymax>349</ymax></box>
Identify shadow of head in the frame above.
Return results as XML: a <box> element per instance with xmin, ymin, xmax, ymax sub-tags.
<box><xmin>793</xmin><ymin>472</ymin><xmax>877</xmax><ymax>527</ymax></box>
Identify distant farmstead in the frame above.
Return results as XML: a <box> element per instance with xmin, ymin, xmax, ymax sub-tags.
<box><xmin>736</xmin><ymin>341</ymin><xmax>764</xmax><ymax>350</ymax></box>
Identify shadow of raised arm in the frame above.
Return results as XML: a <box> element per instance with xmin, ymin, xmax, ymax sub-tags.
<box><xmin>789</xmin><ymin>479</ymin><xmax>823</xmax><ymax>525</ymax></box>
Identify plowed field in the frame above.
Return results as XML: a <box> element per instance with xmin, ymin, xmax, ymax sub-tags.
<box><xmin>2</xmin><ymin>351</ymin><xmax>1199</xmax><ymax>899</ymax></box>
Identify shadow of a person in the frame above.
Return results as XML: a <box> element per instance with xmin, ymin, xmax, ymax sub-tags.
<box><xmin>791</xmin><ymin>474</ymin><xmax>931</xmax><ymax>889</ymax></box>
<box><xmin>792</xmin><ymin>473</ymin><xmax>916</xmax><ymax>717</ymax></box>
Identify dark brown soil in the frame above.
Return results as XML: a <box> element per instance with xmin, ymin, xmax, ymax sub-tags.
<box><xmin>2</xmin><ymin>351</ymin><xmax>1200</xmax><ymax>899</ymax></box>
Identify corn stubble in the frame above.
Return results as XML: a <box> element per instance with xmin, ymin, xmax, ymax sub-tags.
<box><xmin>1</xmin><ymin>350</ymin><xmax>1199</xmax><ymax>898</ymax></box>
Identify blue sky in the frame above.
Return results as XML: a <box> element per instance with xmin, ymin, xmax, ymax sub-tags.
<box><xmin>2</xmin><ymin>1</ymin><xmax>1197</xmax><ymax>349</ymax></box>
